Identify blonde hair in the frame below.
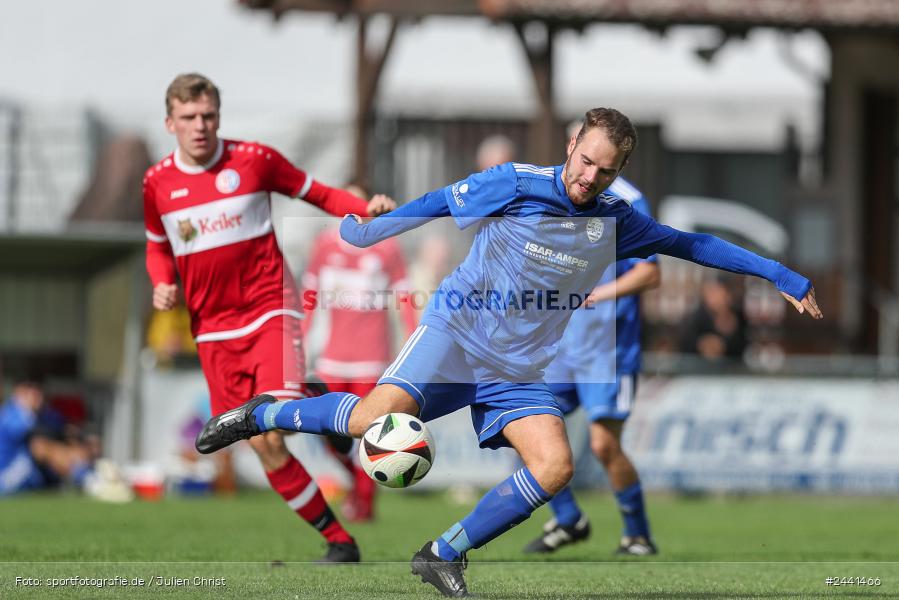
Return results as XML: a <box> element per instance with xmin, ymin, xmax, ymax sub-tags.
<box><xmin>165</xmin><ymin>73</ymin><xmax>221</xmax><ymax>115</ymax></box>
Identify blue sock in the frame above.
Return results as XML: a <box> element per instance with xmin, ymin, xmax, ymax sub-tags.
<box><xmin>615</xmin><ymin>480</ymin><xmax>651</xmax><ymax>538</ymax></box>
<box><xmin>435</xmin><ymin>467</ymin><xmax>551</xmax><ymax>561</ymax></box>
<box><xmin>548</xmin><ymin>486</ymin><xmax>583</xmax><ymax>527</ymax></box>
<box><xmin>251</xmin><ymin>392</ymin><xmax>360</xmax><ymax>437</ymax></box>
<box><xmin>71</xmin><ymin>461</ymin><xmax>91</xmax><ymax>487</ymax></box>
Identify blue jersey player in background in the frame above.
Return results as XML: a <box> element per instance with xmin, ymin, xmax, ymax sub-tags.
<box><xmin>197</xmin><ymin>108</ymin><xmax>822</xmax><ymax>598</ymax></box>
<box><xmin>525</xmin><ymin>176</ymin><xmax>662</xmax><ymax>557</ymax></box>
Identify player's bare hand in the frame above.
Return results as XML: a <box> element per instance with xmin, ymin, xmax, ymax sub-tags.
<box><xmin>153</xmin><ymin>283</ymin><xmax>178</xmax><ymax>311</ymax></box>
<box><xmin>583</xmin><ymin>284</ymin><xmax>614</xmax><ymax>308</ymax></box>
<box><xmin>346</xmin><ymin>213</ymin><xmax>374</xmax><ymax>225</ymax></box>
<box><xmin>366</xmin><ymin>194</ymin><xmax>396</xmax><ymax>216</ymax></box>
<box><xmin>781</xmin><ymin>287</ymin><xmax>822</xmax><ymax>319</ymax></box>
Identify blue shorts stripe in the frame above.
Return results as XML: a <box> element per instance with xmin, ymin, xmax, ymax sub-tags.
<box><xmin>384</xmin><ymin>325</ymin><xmax>427</xmax><ymax>378</ymax></box>
<box><xmin>617</xmin><ymin>375</ymin><xmax>634</xmax><ymax>414</ymax></box>
<box><xmin>478</xmin><ymin>405</ymin><xmax>562</xmax><ymax>438</ymax></box>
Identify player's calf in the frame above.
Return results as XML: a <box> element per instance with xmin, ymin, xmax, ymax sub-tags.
<box><xmin>247</xmin><ymin>431</ymin><xmax>292</xmax><ymax>472</ymax></box>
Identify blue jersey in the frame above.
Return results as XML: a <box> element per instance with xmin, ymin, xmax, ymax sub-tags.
<box><xmin>343</xmin><ymin>162</ymin><xmax>810</xmax><ymax>383</ymax></box>
<box><xmin>420</xmin><ymin>163</ymin><xmax>668</xmax><ymax>381</ymax></box>
<box><xmin>553</xmin><ymin>178</ymin><xmax>657</xmax><ymax>376</ymax></box>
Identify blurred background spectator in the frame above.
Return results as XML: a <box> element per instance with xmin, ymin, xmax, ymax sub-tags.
<box><xmin>678</xmin><ymin>277</ymin><xmax>748</xmax><ymax>363</ymax></box>
<box><xmin>475</xmin><ymin>134</ymin><xmax>517</xmax><ymax>171</ymax></box>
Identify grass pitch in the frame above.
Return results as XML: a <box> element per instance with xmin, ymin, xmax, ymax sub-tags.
<box><xmin>1</xmin><ymin>489</ymin><xmax>896</xmax><ymax>599</ymax></box>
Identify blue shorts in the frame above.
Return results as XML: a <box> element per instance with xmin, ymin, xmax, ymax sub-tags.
<box><xmin>0</xmin><ymin>451</ymin><xmax>45</xmax><ymax>496</ymax></box>
<box><xmin>378</xmin><ymin>324</ymin><xmax>562</xmax><ymax>449</ymax></box>
<box><xmin>549</xmin><ymin>373</ymin><xmax>637</xmax><ymax>422</ymax></box>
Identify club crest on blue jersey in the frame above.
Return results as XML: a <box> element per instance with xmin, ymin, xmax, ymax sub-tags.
<box><xmin>215</xmin><ymin>169</ymin><xmax>241</xmax><ymax>194</ymax></box>
<box><xmin>587</xmin><ymin>217</ymin><xmax>604</xmax><ymax>242</ymax></box>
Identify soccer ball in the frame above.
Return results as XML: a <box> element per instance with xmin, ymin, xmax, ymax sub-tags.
<box><xmin>358</xmin><ymin>413</ymin><xmax>435</xmax><ymax>488</ymax></box>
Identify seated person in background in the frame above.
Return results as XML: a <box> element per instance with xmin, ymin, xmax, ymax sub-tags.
<box><xmin>0</xmin><ymin>376</ymin><xmax>131</xmax><ymax>502</ymax></box>
<box><xmin>679</xmin><ymin>277</ymin><xmax>748</xmax><ymax>362</ymax></box>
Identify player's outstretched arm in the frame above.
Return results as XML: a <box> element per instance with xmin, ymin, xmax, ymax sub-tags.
<box><xmin>663</xmin><ymin>230</ymin><xmax>822</xmax><ymax>319</ymax></box>
<box><xmin>340</xmin><ymin>189</ymin><xmax>451</xmax><ymax>248</ymax></box>
<box><xmin>616</xmin><ymin>208</ymin><xmax>822</xmax><ymax>319</ymax></box>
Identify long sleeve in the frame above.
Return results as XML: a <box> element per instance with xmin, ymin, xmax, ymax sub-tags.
<box><xmin>664</xmin><ymin>231</ymin><xmax>810</xmax><ymax>299</ymax></box>
<box><xmin>143</xmin><ymin>179</ymin><xmax>177</xmax><ymax>286</ymax></box>
<box><xmin>256</xmin><ymin>143</ymin><xmax>369</xmax><ymax>217</ymax></box>
<box><xmin>340</xmin><ymin>189</ymin><xmax>450</xmax><ymax>248</ymax></box>
<box><xmin>302</xmin><ymin>180</ymin><xmax>370</xmax><ymax>218</ymax></box>
<box><xmin>146</xmin><ymin>242</ymin><xmax>177</xmax><ymax>286</ymax></box>
<box><xmin>616</xmin><ymin>206</ymin><xmax>811</xmax><ymax>300</ymax></box>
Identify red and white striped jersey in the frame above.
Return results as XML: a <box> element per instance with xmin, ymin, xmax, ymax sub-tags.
<box><xmin>143</xmin><ymin>138</ymin><xmax>368</xmax><ymax>342</ymax></box>
<box><xmin>302</xmin><ymin>228</ymin><xmax>417</xmax><ymax>378</ymax></box>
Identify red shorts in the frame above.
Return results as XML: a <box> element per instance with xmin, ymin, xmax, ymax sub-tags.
<box><xmin>197</xmin><ymin>315</ymin><xmax>306</xmax><ymax>416</ymax></box>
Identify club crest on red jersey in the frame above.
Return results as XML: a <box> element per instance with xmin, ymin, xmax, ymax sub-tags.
<box><xmin>178</xmin><ymin>218</ymin><xmax>198</xmax><ymax>242</ymax></box>
<box><xmin>215</xmin><ymin>169</ymin><xmax>241</xmax><ymax>194</ymax></box>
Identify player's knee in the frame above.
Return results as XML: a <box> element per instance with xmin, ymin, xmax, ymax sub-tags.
<box><xmin>529</xmin><ymin>448</ymin><xmax>574</xmax><ymax>495</ymax></box>
<box><xmin>590</xmin><ymin>435</ymin><xmax>621</xmax><ymax>466</ymax></box>
<box><xmin>28</xmin><ymin>436</ymin><xmax>49</xmax><ymax>460</ymax></box>
<box><xmin>555</xmin><ymin>457</ymin><xmax>575</xmax><ymax>491</ymax></box>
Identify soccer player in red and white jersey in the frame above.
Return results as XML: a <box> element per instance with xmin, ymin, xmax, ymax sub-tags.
<box><xmin>143</xmin><ymin>73</ymin><xmax>394</xmax><ymax>562</ymax></box>
<box><xmin>302</xmin><ymin>188</ymin><xmax>418</xmax><ymax>520</ymax></box>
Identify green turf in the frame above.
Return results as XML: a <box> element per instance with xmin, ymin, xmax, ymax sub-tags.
<box><xmin>1</xmin><ymin>490</ymin><xmax>896</xmax><ymax>598</ymax></box>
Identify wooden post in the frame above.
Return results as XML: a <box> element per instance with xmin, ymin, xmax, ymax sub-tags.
<box><xmin>515</xmin><ymin>21</ymin><xmax>561</xmax><ymax>166</ymax></box>
<box><xmin>353</xmin><ymin>15</ymin><xmax>399</xmax><ymax>188</ymax></box>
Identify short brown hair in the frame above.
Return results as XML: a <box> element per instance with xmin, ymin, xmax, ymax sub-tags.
<box><xmin>574</xmin><ymin>108</ymin><xmax>637</xmax><ymax>159</ymax></box>
<box><xmin>165</xmin><ymin>73</ymin><xmax>221</xmax><ymax>115</ymax></box>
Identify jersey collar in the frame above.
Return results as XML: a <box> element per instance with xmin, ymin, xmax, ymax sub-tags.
<box><xmin>173</xmin><ymin>139</ymin><xmax>224</xmax><ymax>174</ymax></box>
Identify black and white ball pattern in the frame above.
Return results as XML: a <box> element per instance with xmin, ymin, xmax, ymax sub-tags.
<box><xmin>358</xmin><ymin>413</ymin><xmax>435</xmax><ymax>488</ymax></box>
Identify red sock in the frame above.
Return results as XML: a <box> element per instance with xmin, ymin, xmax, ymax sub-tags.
<box><xmin>266</xmin><ymin>456</ymin><xmax>353</xmax><ymax>544</ymax></box>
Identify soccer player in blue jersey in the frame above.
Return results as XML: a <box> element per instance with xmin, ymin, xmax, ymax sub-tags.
<box><xmin>524</xmin><ymin>175</ymin><xmax>662</xmax><ymax>556</ymax></box>
<box><xmin>197</xmin><ymin>108</ymin><xmax>821</xmax><ymax>597</ymax></box>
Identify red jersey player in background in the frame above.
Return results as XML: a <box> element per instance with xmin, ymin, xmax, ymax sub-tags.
<box><xmin>143</xmin><ymin>73</ymin><xmax>394</xmax><ymax>562</ymax></box>
<box><xmin>301</xmin><ymin>183</ymin><xmax>418</xmax><ymax>521</ymax></box>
